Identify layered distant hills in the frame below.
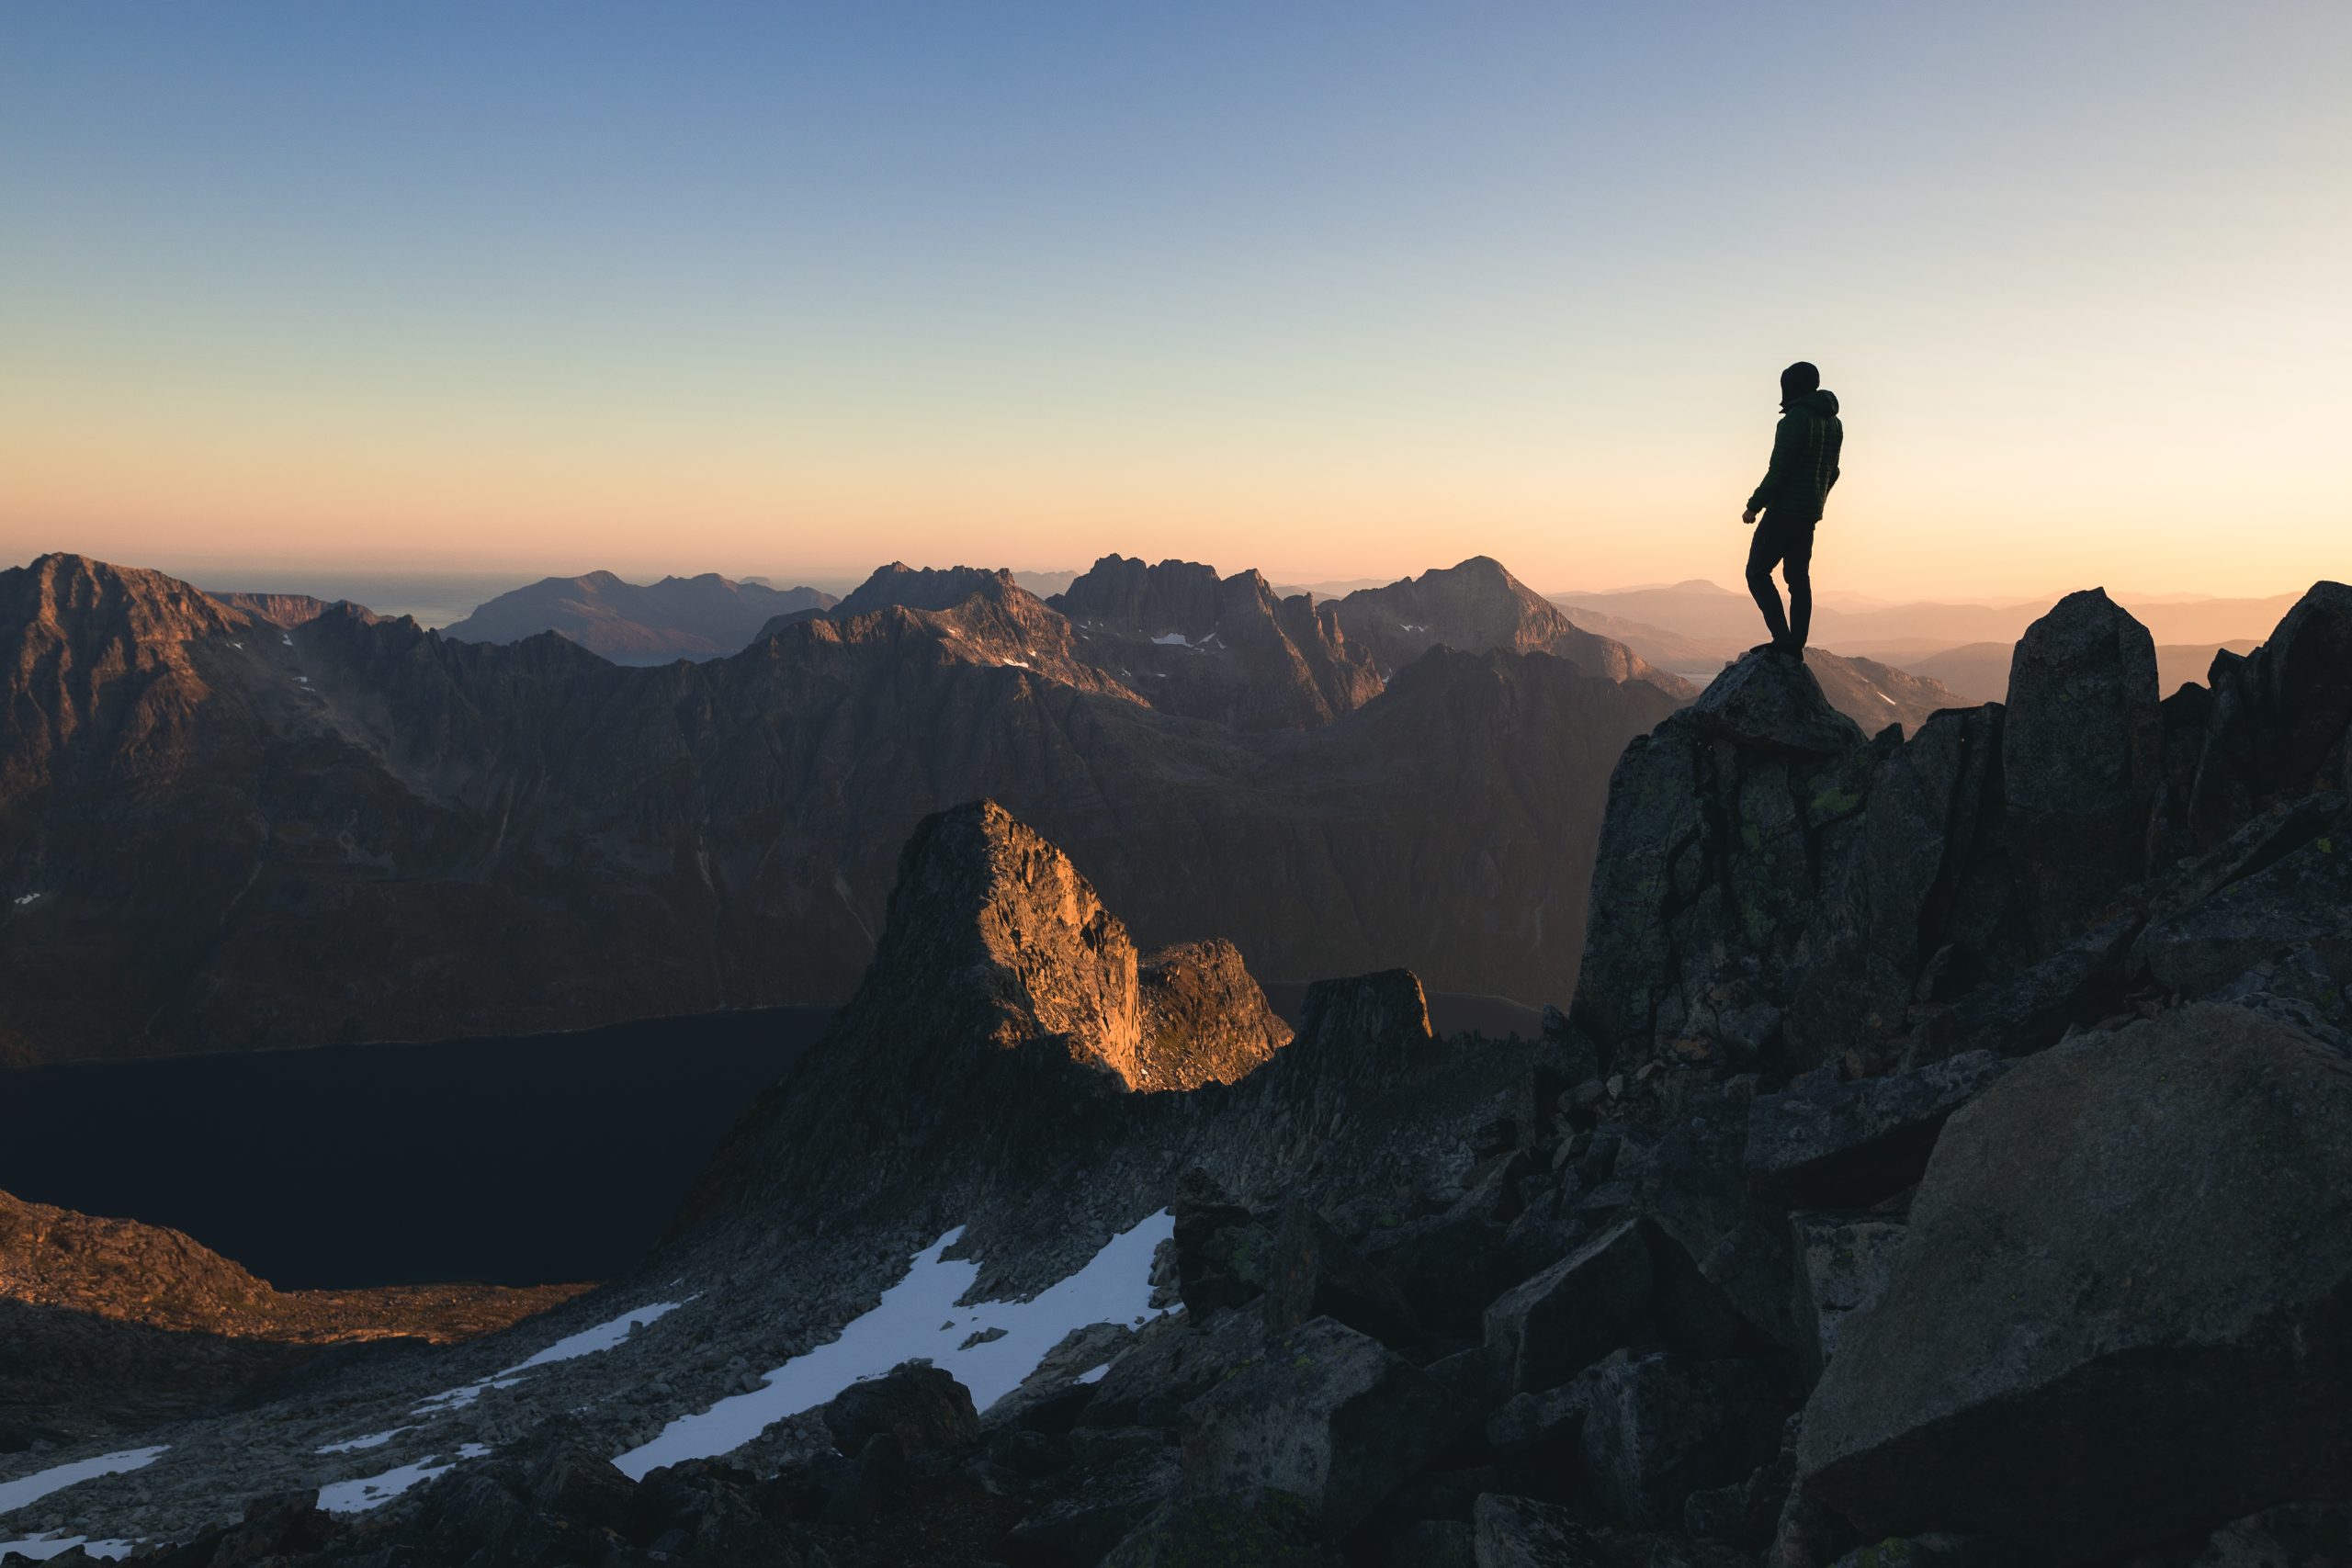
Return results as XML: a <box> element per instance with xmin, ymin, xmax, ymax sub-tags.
<box><xmin>440</xmin><ymin>570</ymin><xmax>837</xmax><ymax>663</ymax></box>
<box><xmin>0</xmin><ymin>551</ymin><xmax>1681</xmax><ymax>1062</ymax></box>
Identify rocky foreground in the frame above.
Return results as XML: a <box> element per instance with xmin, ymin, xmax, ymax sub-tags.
<box><xmin>1</xmin><ymin>582</ymin><xmax>2346</xmax><ymax>1567</ymax></box>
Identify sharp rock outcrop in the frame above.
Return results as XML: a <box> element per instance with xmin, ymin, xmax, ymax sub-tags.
<box><xmin>1574</xmin><ymin>581</ymin><xmax>2352</xmax><ymax>1078</ymax></box>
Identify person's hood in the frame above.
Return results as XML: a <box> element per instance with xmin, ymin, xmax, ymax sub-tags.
<box><xmin>1784</xmin><ymin>388</ymin><xmax>1838</xmax><ymax>417</ymax></box>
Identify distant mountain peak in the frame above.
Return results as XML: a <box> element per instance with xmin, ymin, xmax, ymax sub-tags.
<box><xmin>832</xmin><ymin>562</ymin><xmax>1021</xmax><ymax>619</ymax></box>
<box><xmin>6</xmin><ymin>553</ymin><xmax>252</xmax><ymax>643</ymax></box>
<box><xmin>439</xmin><ymin>570</ymin><xmax>836</xmax><ymax>663</ymax></box>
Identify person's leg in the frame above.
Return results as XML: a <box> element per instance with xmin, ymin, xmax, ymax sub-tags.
<box><xmin>1745</xmin><ymin>517</ymin><xmax>1792</xmax><ymax>648</ymax></box>
<box><xmin>1781</xmin><ymin>519</ymin><xmax>1816</xmax><ymax>650</ymax></box>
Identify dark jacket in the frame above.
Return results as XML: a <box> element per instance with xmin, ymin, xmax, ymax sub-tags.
<box><xmin>1747</xmin><ymin>389</ymin><xmax>1843</xmax><ymax>523</ymax></box>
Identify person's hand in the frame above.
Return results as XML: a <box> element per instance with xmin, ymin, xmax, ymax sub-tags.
<box><xmin>1741</xmin><ymin>508</ymin><xmax>1758</xmax><ymax>526</ymax></box>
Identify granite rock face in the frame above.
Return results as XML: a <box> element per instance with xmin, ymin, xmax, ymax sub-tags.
<box><xmin>1797</xmin><ymin>1005</ymin><xmax>2352</xmax><ymax>1560</ymax></box>
<box><xmin>2186</xmin><ymin>580</ymin><xmax>2352</xmax><ymax>844</ymax></box>
<box><xmin>676</xmin><ymin>799</ymin><xmax>1288</xmax><ymax>1228</ymax></box>
<box><xmin>1136</xmin><ymin>939</ymin><xmax>1294</xmax><ymax>1091</ymax></box>
<box><xmin>1744</xmin><ymin>1051</ymin><xmax>2008</xmax><ymax>1207</ymax></box>
<box><xmin>1179</xmin><ymin>1315</ymin><xmax>1461</xmax><ymax>1534</ymax></box>
<box><xmin>2000</xmin><ymin>588</ymin><xmax>2165</xmax><ymax>950</ymax></box>
<box><xmin>1575</xmin><ymin>582</ymin><xmax>2352</xmax><ymax>1081</ymax></box>
<box><xmin>1571</xmin><ymin>649</ymin><xmax>1876</xmax><ymax>1076</ymax></box>
<box><xmin>1578</xmin><ymin>1349</ymin><xmax>1790</xmax><ymax>1530</ymax></box>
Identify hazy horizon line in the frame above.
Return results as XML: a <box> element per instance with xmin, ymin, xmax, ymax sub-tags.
<box><xmin>2</xmin><ymin>546</ymin><xmax>2328</xmax><ymax>614</ymax></box>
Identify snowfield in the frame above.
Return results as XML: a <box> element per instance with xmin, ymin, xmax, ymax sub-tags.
<box><xmin>614</xmin><ymin>1210</ymin><xmax>1174</xmax><ymax>1480</ymax></box>
<box><xmin>315</xmin><ymin>1427</ymin><xmax>413</xmax><ymax>1455</ymax></box>
<box><xmin>401</xmin><ymin>1298</ymin><xmax>684</xmax><ymax>1415</ymax></box>
<box><xmin>502</xmin><ymin>1300</ymin><xmax>685</xmax><ymax>1374</ymax></box>
<box><xmin>0</xmin><ymin>1448</ymin><xmax>168</xmax><ymax>1519</ymax></box>
<box><xmin>0</xmin><ymin>1533</ymin><xmax>133</xmax><ymax>1562</ymax></box>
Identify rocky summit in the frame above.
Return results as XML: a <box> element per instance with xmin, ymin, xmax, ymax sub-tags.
<box><xmin>0</xmin><ymin>580</ymin><xmax>2346</xmax><ymax>1568</ymax></box>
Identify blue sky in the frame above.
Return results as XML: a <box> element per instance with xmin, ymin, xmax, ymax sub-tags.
<box><xmin>3</xmin><ymin>3</ymin><xmax>2346</xmax><ymax>595</ymax></box>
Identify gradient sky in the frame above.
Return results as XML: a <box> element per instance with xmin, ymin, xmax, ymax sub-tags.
<box><xmin>3</xmin><ymin>3</ymin><xmax>2345</xmax><ymax>598</ymax></box>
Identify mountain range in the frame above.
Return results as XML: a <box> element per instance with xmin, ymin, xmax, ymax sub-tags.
<box><xmin>0</xmin><ymin>551</ymin><xmax>1683</xmax><ymax>1063</ymax></box>
<box><xmin>439</xmin><ymin>571</ymin><xmax>838</xmax><ymax>664</ymax></box>
<box><xmin>0</xmin><ymin>575</ymin><xmax>2344</xmax><ymax>1565</ymax></box>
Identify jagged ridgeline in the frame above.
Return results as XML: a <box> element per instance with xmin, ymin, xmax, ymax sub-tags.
<box><xmin>0</xmin><ymin>551</ymin><xmax>1683</xmax><ymax>1064</ymax></box>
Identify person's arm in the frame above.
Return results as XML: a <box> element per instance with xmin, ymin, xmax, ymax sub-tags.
<box><xmin>1824</xmin><ymin>423</ymin><xmax>1842</xmax><ymax>496</ymax></box>
<box><xmin>1745</xmin><ymin>413</ymin><xmax>1801</xmax><ymax>518</ymax></box>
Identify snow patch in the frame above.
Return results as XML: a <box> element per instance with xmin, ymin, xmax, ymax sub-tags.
<box><xmin>317</xmin><ymin>1427</ymin><xmax>413</xmax><ymax>1455</ymax></box>
<box><xmin>406</xmin><ymin>1299</ymin><xmax>684</xmax><ymax>1416</ymax></box>
<box><xmin>502</xmin><ymin>1300</ymin><xmax>685</xmax><ymax>1374</ymax></box>
<box><xmin>10</xmin><ymin>893</ymin><xmax>39</xmax><ymax>908</ymax></box>
<box><xmin>1074</xmin><ymin>1362</ymin><xmax>1112</xmax><ymax>1384</ymax></box>
<box><xmin>0</xmin><ymin>1447</ymin><xmax>167</xmax><ymax>1518</ymax></box>
<box><xmin>613</xmin><ymin>1211</ymin><xmax>1173</xmax><ymax>1480</ymax></box>
<box><xmin>317</xmin><ymin>1445</ymin><xmax>492</xmax><ymax>1515</ymax></box>
<box><xmin>1001</xmin><ymin>659</ymin><xmax>1032</xmax><ymax>669</ymax></box>
<box><xmin>1876</xmin><ymin>690</ymin><xmax>1897</xmax><ymax>705</ymax></box>
<box><xmin>0</xmin><ymin>1534</ymin><xmax>133</xmax><ymax>1562</ymax></box>
<box><xmin>1150</xmin><ymin>632</ymin><xmax>1189</xmax><ymax>647</ymax></box>
<box><xmin>412</xmin><ymin>1376</ymin><xmax>523</xmax><ymax>1415</ymax></box>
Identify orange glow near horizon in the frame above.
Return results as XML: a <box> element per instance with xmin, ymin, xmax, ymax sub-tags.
<box><xmin>3</xmin><ymin>4</ymin><xmax>2346</xmax><ymax>603</ymax></box>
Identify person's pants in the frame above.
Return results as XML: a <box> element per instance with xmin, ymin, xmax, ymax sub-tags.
<box><xmin>1746</xmin><ymin>511</ymin><xmax>1817</xmax><ymax>649</ymax></box>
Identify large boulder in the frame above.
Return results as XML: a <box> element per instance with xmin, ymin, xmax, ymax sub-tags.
<box><xmin>1578</xmin><ymin>1350</ymin><xmax>1790</xmax><ymax>1529</ymax></box>
<box><xmin>2132</xmin><ymin>810</ymin><xmax>2352</xmax><ymax>999</ymax></box>
<box><xmin>1077</xmin><ymin>1308</ymin><xmax>1268</xmax><ymax>1431</ymax></box>
<box><xmin>1180</xmin><ymin>1315</ymin><xmax>1464</xmax><ymax>1535</ymax></box>
<box><xmin>1101</xmin><ymin>1489</ymin><xmax>1338</xmax><ymax>1567</ymax></box>
<box><xmin>1481</xmin><ymin>1218</ymin><xmax>1652</xmax><ymax>1395</ymax></box>
<box><xmin>1262</xmin><ymin>1201</ymin><xmax>1420</xmax><ymax>1348</ymax></box>
<box><xmin>2178</xmin><ymin>1501</ymin><xmax>2352</xmax><ymax>1568</ymax></box>
<box><xmin>1471</xmin><ymin>1493</ymin><xmax>1609</xmax><ymax>1567</ymax></box>
<box><xmin>2001</xmin><ymin>590</ymin><xmax>2163</xmax><ymax>953</ymax></box>
<box><xmin>1798</xmin><ymin>1004</ymin><xmax>2352</xmax><ymax>1560</ymax></box>
<box><xmin>1744</xmin><ymin>1053</ymin><xmax>2008</xmax><ymax>1207</ymax></box>
<box><xmin>1788</xmin><ymin>1213</ymin><xmax>1906</xmax><ymax>1382</ymax></box>
<box><xmin>820</xmin><ymin>1362</ymin><xmax>980</xmax><ymax>1457</ymax></box>
<box><xmin>1005</xmin><ymin>1443</ymin><xmax>1182</xmax><ymax>1566</ymax></box>
<box><xmin>1691</xmin><ymin>652</ymin><xmax>1873</xmax><ymax>756</ymax></box>
<box><xmin>1635</xmin><ymin>1092</ymin><xmax>1804</xmax><ymax>1355</ymax></box>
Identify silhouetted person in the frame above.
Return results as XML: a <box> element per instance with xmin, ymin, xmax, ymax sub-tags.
<box><xmin>1742</xmin><ymin>361</ymin><xmax>1842</xmax><ymax>658</ymax></box>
